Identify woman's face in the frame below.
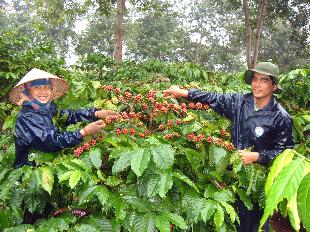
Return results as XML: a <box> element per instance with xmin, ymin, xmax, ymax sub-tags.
<box><xmin>29</xmin><ymin>85</ymin><xmax>52</xmax><ymax>103</ymax></box>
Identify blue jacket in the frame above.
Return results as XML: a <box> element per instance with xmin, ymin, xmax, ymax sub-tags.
<box><xmin>14</xmin><ymin>103</ymin><xmax>97</xmax><ymax>168</ymax></box>
<box><xmin>188</xmin><ymin>90</ymin><xmax>294</xmax><ymax>166</ymax></box>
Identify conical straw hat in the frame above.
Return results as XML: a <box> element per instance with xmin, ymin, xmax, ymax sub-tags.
<box><xmin>9</xmin><ymin>68</ymin><xmax>69</xmax><ymax>105</ymax></box>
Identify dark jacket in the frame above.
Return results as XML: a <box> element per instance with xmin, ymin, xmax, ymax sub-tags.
<box><xmin>188</xmin><ymin>90</ymin><xmax>294</xmax><ymax>166</ymax></box>
<box><xmin>14</xmin><ymin>103</ymin><xmax>97</xmax><ymax>168</ymax></box>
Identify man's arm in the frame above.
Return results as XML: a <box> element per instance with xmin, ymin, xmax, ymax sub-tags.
<box><xmin>163</xmin><ymin>86</ymin><xmax>241</xmax><ymax>120</ymax></box>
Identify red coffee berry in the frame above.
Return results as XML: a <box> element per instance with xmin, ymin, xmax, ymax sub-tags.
<box><xmin>105</xmin><ymin>117</ymin><xmax>112</xmax><ymax>124</ymax></box>
<box><xmin>124</xmin><ymin>91</ymin><xmax>132</xmax><ymax>99</ymax></box>
<box><xmin>221</xmin><ymin>129</ymin><xmax>227</xmax><ymax>136</ymax></box>
<box><xmin>122</xmin><ymin>128</ymin><xmax>128</xmax><ymax>135</ymax></box>
<box><xmin>195</xmin><ymin>134</ymin><xmax>204</xmax><ymax>142</ymax></box>
<box><xmin>167</xmin><ymin>120</ymin><xmax>173</xmax><ymax>128</ymax></box>
<box><xmin>175</xmin><ymin>119</ymin><xmax>182</xmax><ymax>125</ymax></box>
<box><xmin>188</xmin><ymin>102</ymin><xmax>195</xmax><ymax>109</ymax></box>
<box><xmin>83</xmin><ymin>143</ymin><xmax>90</xmax><ymax>151</ymax></box>
<box><xmin>129</xmin><ymin>112</ymin><xmax>136</xmax><ymax>118</ymax></box>
<box><xmin>158</xmin><ymin>124</ymin><xmax>165</xmax><ymax>130</ymax></box>
<box><xmin>115</xmin><ymin>128</ymin><xmax>121</xmax><ymax>135</ymax></box>
<box><xmin>207</xmin><ymin>136</ymin><xmax>213</xmax><ymax>143</ymax></box>
<box><xmin>114</xmin><ymin>87</ymin><xmax>121</xmax><ymax>94</ymax></box>
<box><xmin>141</xmin><ymin>103</ymin><xmax>148</xmax><ymax>110</ymax></box>
<box><xmin>195</xmin><ymin>102</ymin><xmax>203</xmax><ymax>109</ymax></box>
<box><xmin>89</xmin><ymin>139</ymin><xmax>97</xmax><ymax>146</ymax></box>
<box><xmin>130</xmin><ymin>128</ymin><xmax>136</xmax><ymax>135</ymax></box>
<box><xmin>105</xmin><ymin>85</ymin><xmax>113</xmax><ymax>91</ymax></box>
<box><xmin>135</xmin><ymin>94</ymin><xmax>143</xmax><ymax>102</ymax></box>
<box><xmin>121</xmin><ymin>112</ymin><xmax>129</xmax><ymax>120</ymax></box>
<box><xmin>187</xmin><ymin>132</ymin><xmax>195</xmax><ymax>140</ymax></box>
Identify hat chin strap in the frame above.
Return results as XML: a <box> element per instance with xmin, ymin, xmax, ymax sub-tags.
<box><xmin>23</xmin><ymin>94</ymin><xmax>51</xmax><ymax>110</ymax></box>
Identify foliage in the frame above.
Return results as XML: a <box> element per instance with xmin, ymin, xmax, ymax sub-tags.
<box><xmin>259</xmin><ymin>149</ymin><xmax>310</xmax><ymax>231</ymax></box>
<box><xmin>0</xmin><ymin>55</ymin><xmax>309</xmax><ymax>231</ymax></box>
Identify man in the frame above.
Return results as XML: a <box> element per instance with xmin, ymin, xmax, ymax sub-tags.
<box><xmin>163</xmin><ymin>62</ymin><xmax>294</xmax><ymax>231</ymax></box>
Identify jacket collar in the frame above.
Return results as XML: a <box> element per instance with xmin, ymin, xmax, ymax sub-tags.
<box><xmin>21</xmin><ymin>103</ymin><xmax>52</xmax><ymax>114</ymax></box>
<box><xmin>243</xmin><ymin>92</ymin><xmax>277</xmax><ymax>111</ymax></box>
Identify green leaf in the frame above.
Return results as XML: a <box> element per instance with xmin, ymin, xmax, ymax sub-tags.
<box><xmin>158</xmin><ymin>172</ymin><xmax>173</xmax><ymax>198</ymax></box>
<box><xmin>69</xmin><ymin>170</ymin><xmax>82</xmax><ymax>189</ymax></box>
<box><xmin>155</xmin><ymin>215</ymin><xmax>170</xmax><ymax>232</ymax></box>
<box><xmin>59</xmin><ymin>171</ymin><xmax>75</xmax><ymax>182</ymax></box>
<box><xmin>209</xmin><ymin>144</ymin><xmax>229</xmax><ymax>173</ymax></box>
<box><xmin>74</xmin><ymin>224</ymin><xmax>98</xmax><ymax>232</ymax></box>
<box><xmin>181</xmin><ymin>121</ymin><xmax>201</xmax><ymax>134</ymax></box>
<box><xmin>183</xmin><ymin>148</ymin><xmax>204</xmax><ymax>174</ymax></box>
<box><xmin>151</xmin><ymin>144</ymin><xmax>175</xmax><ymax>170</ymax></box>
<box><xmin>89</xmin><ymin>148</ymin><xmax>102</xmax><ymax>169</ymax></box>
<box><xmin>112</xmin><ymin>151</ymin><xmax>132</xmax><ymax>174</ymax></box>
<box><xmin>41</xmin><ymin>167</ymin><xmax>54</xmax><ymax>195</ymax></box>
<box><xmin>91</xmin><ymin>80</ymin><xmax>101</xmax><ymax>89</ymax></box>
<box><xmin>79</xmin><ymin>185</ymin><xmax>98</xmax><ymax>205</ymax></box>
<box><xmin>235</xmin><ymin>186</ymin><xmax>253</xmax><ymax>210</ymax></box>
<box><xmin>287</xmin><ymin>193</ymin><xmax>300</xmax><ymax>231</ymax></box>
<box><xmin>200</xmin><ymin>200</ymin><xmax>217</xmax><ymax>223</ymax></box>
<box><xmin>213</xmin><ymin>189</ymin><xmax>234</xmax><ymax>203</ymax></box>
<box><xmin>173</xmin><ymin>171</ymin><xmax>199</xmax><ymax>193</ymax></box>
<box><xmin>260</xmin><ymin>157</ymin><xmax>306</xmax><ymax>229</ymax></box>
<box><xmin>297</xmin><ymin>172</ymin><xmax>310</xmax><ymax>232</ymax></box>
<box><xmin>82</xmin><ymin>216</ymin><xmax>116</xmax><ymax>232</ymax></box>
<box><xmin>95</xmin><ymin>186</ymin><xmax>111</xmax><ymax>207</ymax></box>
<box><xmin>162</xmin><ymin>212</ymin><xmax>187</xmax><ymax>230</ymax></box>
<box><xmin>265</xmin><ymin>149</ymin><xmax>295</xmax><ymax>195</ymax></box>
<box><xmin>131</xmin><ymin>148</ymin><xmax>150</xmax><ymax>177</ymax></box>
<box><xmin>113</xmin><ymin>198</ymin><xmax>127</xmax><ymax>221</ymax></box>
<box><xmin>182</xmin><ymin>191</ymin><xmax>204</xmax><ymax>223</ymax></box>
<box><xmin>35</xmin><ymin>218</ymin><xmax>69</xmax><ymax>232</ymax></box>
<box><xmin>130</xmin><ymin>212</ymin><xmax>157</xmax><ymax>232</ymax></box>
<box><xmin>214</xmin><ymin>204</ymin><xmax>224</xmax><ymax>230</ymax></box>
<box><xmin>3</xmin><ymin>225</ymin><xmax>35</xmax><ymax>232</ymax></box>
<box><xmin>146</xmin><ymin>172</ymin><xmax>173</xmax><ymax>198</ymax></box>
<box><xmin>147</xmin><ymin>174</ymin><xmax>160</xmax><ymax>197</ymax></box>
<box><xmin>221</xmin><ymin>202</ymin><xmax>238</xmax><ymax>223</ymax></box>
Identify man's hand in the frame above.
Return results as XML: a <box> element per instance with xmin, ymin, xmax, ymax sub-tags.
<box><xmin>80</xmin><ymin>120</ymin><xmax>106</xmax><ymax>137</ymax></box>
<box><xmin>95</xmin><ymin>110</ymin><xmax>120</xmax><ymax>120</ymax></box>
<box><xmin>238</xmin><ymin>150</ymin><xmax>259</xmax><ymax>165</ymax></box>
<box><xmin>163</xmin><ymin>86</ymin><xmax>189</xmax><ymax>99</ymax></box>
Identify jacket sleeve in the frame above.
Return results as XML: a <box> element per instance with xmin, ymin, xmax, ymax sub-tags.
<box><xmin>18</xmin><ymin>113</ymin><xmax>84</xmax><ymax>153</ymax></box>
<box><xmin>188</xmin><ymin>89</ymin><xmax>241</xmax><ymax>120</ymax></box>
<box><xmin>52</xmin><ymin>104</ymin><xmax>97</xmax><ymax>126</ymax></box>
<box><xmin>257</xmin><ymin>114</ymin><xmax>294</xmax><ymax>166</ymax></box>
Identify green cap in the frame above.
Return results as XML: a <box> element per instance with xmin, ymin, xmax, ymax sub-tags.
<box><xmin>244</xmin><ymin>62</ymin><xmax>282</xmax><ymax>93</ymax></box>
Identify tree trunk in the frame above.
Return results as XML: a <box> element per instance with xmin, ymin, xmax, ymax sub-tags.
<box><xmin>252</xmin><ymin>0</ymin><xmax>268</xmax><ymax>67</ymax></box>
<box><xmin>114</xmin><ymin>0</ymin><xmax>124</xmax><ymax>64</ymax></box>
<box><xmin>242</xmin><ymin>0</ymin><xmax>268</xmax><ymax>69</ymax></box>
<box><xmin>243</xmin><ymin>0</ymin><xmax>252</xmax><ymax>68</ymax></box>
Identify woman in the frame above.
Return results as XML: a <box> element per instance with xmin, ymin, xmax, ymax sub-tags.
<box><xmin>10</xmin><ymin>68</ymin><xmax>119</xmax><ymax>168</ymax></box>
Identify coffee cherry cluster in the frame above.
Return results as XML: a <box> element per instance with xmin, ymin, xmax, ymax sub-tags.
<box><xmin>187</xmin><ymin>132</ymin><xmax>234</xmax><ymax>151</ymax></box>
<box><xmin>73</xmin><ymin>138</ymin><xmax>97</xmax><ymax>157</ymax></box>
<box><xmin>53</xmin><ymin>207</ymin><xmax>90</xmax><ymax>218</ymax></box>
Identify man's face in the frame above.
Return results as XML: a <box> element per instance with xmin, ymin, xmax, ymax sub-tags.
<box><xmin>251</xmin><ymin>72</ymin><xmax>277</xmax><ymax>99</ymax></box>
<box><xmin>29</xmin><ymin>85</ymin><xmax>52</xmax><ymax>103</ymax></box>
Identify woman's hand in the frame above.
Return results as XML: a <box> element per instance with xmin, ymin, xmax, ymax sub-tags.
<box><xmin>163</xmin><ymin>86</ymin><xmax>189</xmax><ymax>99</ymax></box>
<box><xmin>238</xmin><ymin>150</ymin><xmax>259</xmax><ymax>165</ymax></box>
<box><xmin>17</xmin><ymin>93</ymin><xmax>30</xmax><ymax>106</ymax></box>
<box><xmin>95</xmin><ymin>110</ymin><xmax>120</xmax><ymax>120</ymax></box>
<box><xmin>80</xmin><ymin>120</ymin><xmax>106</xmax><ymax>137</ymax></box>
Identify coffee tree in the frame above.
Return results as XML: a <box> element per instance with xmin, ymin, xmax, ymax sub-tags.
<box><xmin>0</xmin><ymin>58</ymin><xmax>309</xmax><ymax>231</ymax></box>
